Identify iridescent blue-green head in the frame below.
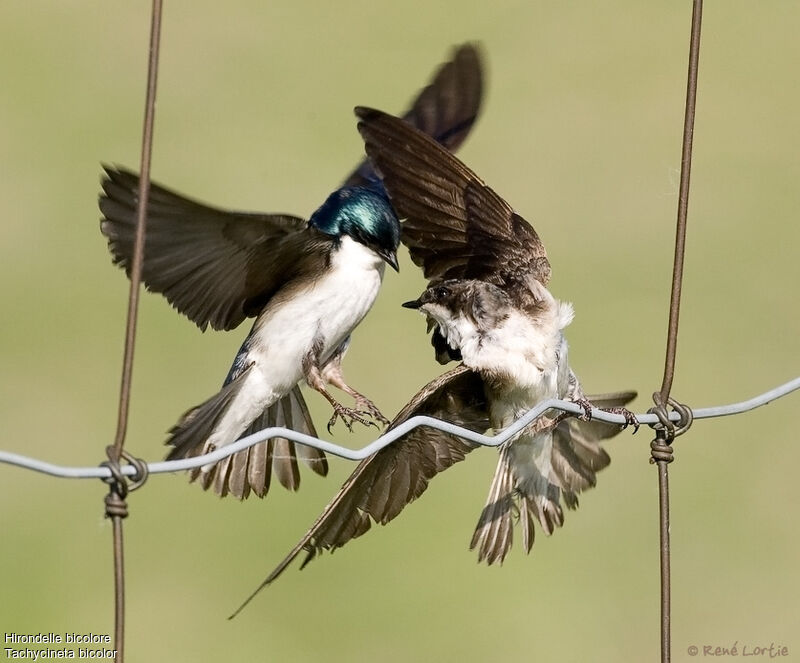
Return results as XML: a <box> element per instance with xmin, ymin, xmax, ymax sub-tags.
<box><xmin>309</xmin><ymin>186</ymin><xmax>400</xmax><ymax>271</ymax></box>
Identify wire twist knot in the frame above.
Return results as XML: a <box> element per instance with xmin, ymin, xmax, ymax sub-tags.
<box><xmin>100</xmin><ymin>446</ymin><xmax>149</xmax><ymax>519</ymax></box>
<box><xmin>647</xmin><ymin>393</ymin><xmax>693</xmax><ymax>464</ymax></box>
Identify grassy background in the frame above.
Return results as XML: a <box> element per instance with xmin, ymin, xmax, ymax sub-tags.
<box><xmin>1</xmin><ymin>1</ymin><xmax>799</xmax><ymax>660</ymax></box>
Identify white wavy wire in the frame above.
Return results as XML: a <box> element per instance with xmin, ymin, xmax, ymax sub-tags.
<box><xmin>0</xmin><ymin>376</ymin><xmax>797</xmax><ymax>481</ymax></box>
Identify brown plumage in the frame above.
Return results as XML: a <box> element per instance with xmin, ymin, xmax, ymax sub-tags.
<box><xmin>231</xmin><ymin>364</ymin><xmax>489</xmax><ymax>617</ymax></box>
<box><xmin>230</xmin><ymin>363</ymin><xmax>634</xmax><ymax>615</ymax></box>
<box><xmin>231</xmin><ymin>109</ymin><xmax>639</xmax><ymax>612</ymax></box>
<box><xmin>98</xmin><ymin>43</ymin><xmax>485</xmax><ymax>500</ymax></box>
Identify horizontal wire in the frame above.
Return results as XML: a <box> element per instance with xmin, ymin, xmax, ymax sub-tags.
<box><xmin>1</xmin><ymin>375</ymin><xmax>797</xmax><ymax>481</ymax></box>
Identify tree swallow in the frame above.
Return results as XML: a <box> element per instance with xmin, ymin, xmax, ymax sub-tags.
<box><xmin>228</xmin><ymin>107</ymin><xmax>636</xmax><ymax>614</ymax></box>
<box><xmin>99</xmin><ymin>45</ymin><xmax>483</xmax><ymax>500</ymax></box>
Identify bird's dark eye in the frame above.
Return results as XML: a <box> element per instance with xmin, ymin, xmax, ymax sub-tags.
<box><xmin>434</xmin><ymin>286</ymin><xmax>451</xmax><ymax>299</ymax></box>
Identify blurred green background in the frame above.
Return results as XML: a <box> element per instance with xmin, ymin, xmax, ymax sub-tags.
<box><xmin>1</xmin><ymin>1</ymin><xmax>798</xmax><ymax>661</ymax></box>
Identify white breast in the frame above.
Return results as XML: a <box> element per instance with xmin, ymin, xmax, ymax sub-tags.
<box><xmin>203</xmin><ymin>237</ymin><xmax>386</xmax><ymax>453</ymax></box>
<box><xmin>461</xmin><ymin>302</ymin><xmax>575</xmax><ymax>429</ymax></box>
<box><xmin>250</xmin><ymin>236</ymin><xmax>385</xmax><ymax>391</ymax></box>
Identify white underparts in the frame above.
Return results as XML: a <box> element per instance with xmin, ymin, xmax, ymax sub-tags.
<box><xmin>202</xmin><ymin>236</ymin><xmax>385</xmax><ymax>458</ymax></box>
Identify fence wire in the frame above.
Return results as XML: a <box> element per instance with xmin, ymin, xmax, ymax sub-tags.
<box><xmin>650</xmin><ymin>2</ymin><xmax>704</xmax><ymax>660</ymax></box>
<box><xmin>1</xmin><ymin>376</ymin><xmax>797</xmax><ymax>480</ymax></box>
<box><xmin>101</xmin><ymin>1</ymin><xmax>163</xmax><ymax>659</ymax></box>
<box><xmin>3</xmin><ymin>1</ymin><xmax>797</xmax><ymax>662</ymax></box>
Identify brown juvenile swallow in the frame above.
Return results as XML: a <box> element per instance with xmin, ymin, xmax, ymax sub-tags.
<box><xmin>230</xmin><ymin>107</ymin><xmax>635</xmax><ymax>616</ymax></box>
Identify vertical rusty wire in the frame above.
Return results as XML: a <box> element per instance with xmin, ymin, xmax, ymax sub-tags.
<box><xmin>653</xmin><ymin>1</ymin><xmax>703</xmax><ymax>662</ymax></box>
<box><xmin>659</xmin><ymin>0</ymin><xmax>703</xmax><ymax>405</ymax></box>
<box><xmin>654</xmin><ymin>447</ymin><xmax>672</xmax><ymax>663</ymax></box>
<box><xmin>105</xmin><ymin>1</ymin><xmax>164</xmax><ymax>660</ymax></box>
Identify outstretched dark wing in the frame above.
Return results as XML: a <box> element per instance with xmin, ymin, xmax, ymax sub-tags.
<box><xmin>231</xmin><ymin>364</ymin><xmax>489</xmax><ymax>615</ymax></box>
<box><xmin>343</xmin><ymin>43</ymin><xmax>483</xmax><ymax>188</ymax></box>
<box><xmin>99</xmin><ymin>166</ymin><xmax>309</xmax><ymax>331</ymax></box>
<box><xmin>356</xmin><ymin>107</ymin><xmax>551</xmax><ymax>288</ymax></box>
<box><xmin>101</xmin><ymin>45</ymin><xmax>483</xmax><ymax>331</ymax></box>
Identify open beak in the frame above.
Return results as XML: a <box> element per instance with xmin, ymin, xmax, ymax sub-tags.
<box><xmin>402</xmin><ymin>298</ymin><xmax>422</xmax><ymax>309</ymax></box>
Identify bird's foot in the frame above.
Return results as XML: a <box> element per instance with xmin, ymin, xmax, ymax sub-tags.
<box><xmin>572</xmin><ymin>398</ymin><xmax>594</xmax><ymax>421</ymax></box>
<box><xmin>326</xmin><ymin>401</ymin><xmax>379</xmax><ymax>433</ymax></box>
<box><xmin>353</xmin><ymin>395</ymin><xmax>390</xmax><ymax>427</ymax></box>
<box><xmin>601</xmin><ymin>406</ymin><xmax>640</xmax><ymax>433</ymax></box>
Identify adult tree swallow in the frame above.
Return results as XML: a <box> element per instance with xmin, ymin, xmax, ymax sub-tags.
<box><xmin>229</xmin><ymin>107</ymin><xmax>636</xmax><ymax>614</ymax></box>
<box><xmin>99</xmin><ymin>45</ymin><xmax>484</xmax><ymax>500</ymax></box>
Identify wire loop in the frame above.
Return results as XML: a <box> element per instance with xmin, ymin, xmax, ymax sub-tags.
<box><xmin>648</xmin><ymin>392</ymin><xmax>694</xmax><ymax>440</ymax></box>
<box><xmin>100</xmin><ymin>446</ymin><xmax>150</xmax><ymax>519</ymax></box>
<box><xmin>647</xmin><ymin>393</ymin><xmax>693</xmax><ymax>465</ymax></box>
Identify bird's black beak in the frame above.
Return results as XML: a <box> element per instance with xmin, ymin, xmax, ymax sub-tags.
<box><xmin>402</xmin><ymin>298</ymin><xmax>422</xmax><ymax>309</ymax></box>
<box><xmin>380</xmin><ymin>249</ymin><xmax>399</xmax><ymax>272</ymax></box>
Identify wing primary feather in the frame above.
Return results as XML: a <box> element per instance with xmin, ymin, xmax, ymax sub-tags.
<box><xmin>342</xmin><ymin>43</ymin><xmax>483</xmax><ymax>188</ymax></box>
<box><xmin>99</xmin><ymin>165</ymin><xmax>309</xmax><ymax>331</ymax></box>
<box><xmin>231</xmin><ymin>365</ymin><xmax>489</xmax><ymax>612</ymax></box>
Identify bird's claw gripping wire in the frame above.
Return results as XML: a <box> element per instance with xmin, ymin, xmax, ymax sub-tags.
<box><xmin>572</xmin><ymin>398</ymin><xmax>594</xmax><ymax>421</ymax></box>
<box><xmin>601</xmin><ymin>406</ymin><xmax>640</xmax><ymax>433</ymax></box>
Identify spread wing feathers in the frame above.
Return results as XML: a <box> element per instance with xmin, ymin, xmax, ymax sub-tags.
<box><xmin>355</xmin><ymin>106</ymin><xmax>551</xmax><ymax>287</ymax></box>
<box><xmin>342</xmin><ymin>43</ymin><xmax>483</xmax><ymax>188</ymax></box>
<box><xmin>471</xmin><ymin>390</ymin><xmax>636</xmax><ymax>565</ymax></box>
<box><xmin>261</xmin><ymin>365</ymin><xmax>490</xmax><ymax>585</ymax></box>
<box><xmin>551</xmin><ymin>390</ymin><xmax>636</xmax><ymax>509</ymax></box>
<box><xmin>99</xmin><ymin>165</ymin><xmax>309</xmax><ymax>331</ymax></box>
<box><xmin>165</xmin><ymin>367</ymin><xmax>325</xmax><ymax>499</ymax></box>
